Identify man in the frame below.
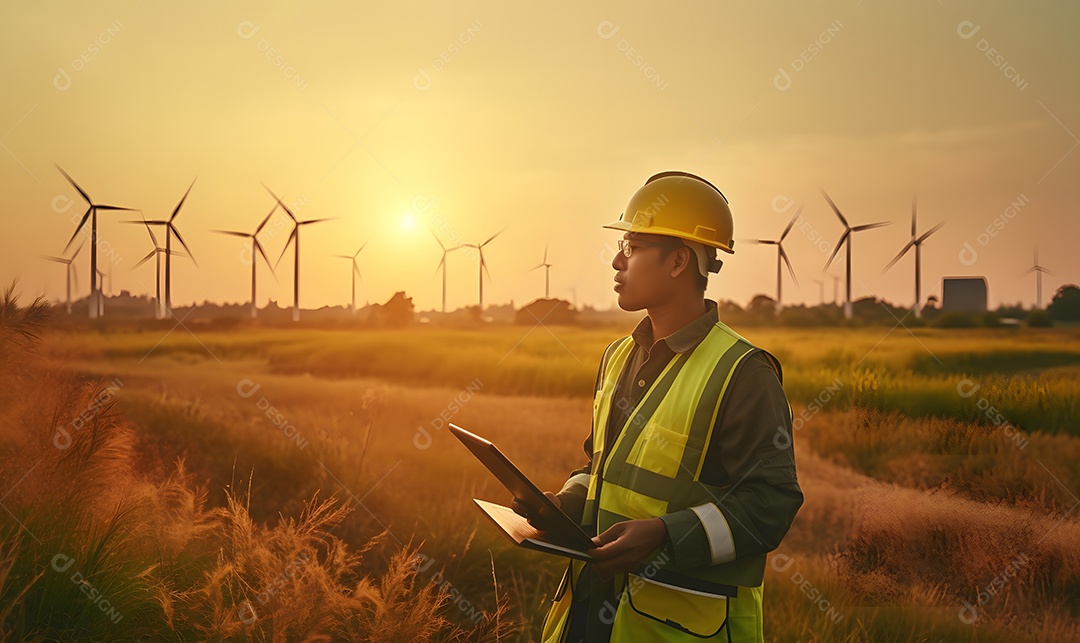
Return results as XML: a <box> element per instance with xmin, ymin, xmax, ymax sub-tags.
<box><xmin>521</xmin><ymin>171</ymin><xmax>803</xmax><ymax>642</ymax></box>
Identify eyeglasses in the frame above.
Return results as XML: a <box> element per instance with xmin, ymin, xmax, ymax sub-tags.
<box><xmin>617</xmin><ymin>239</ymin><xmax>674</xmax><ymax>258</ymax></box>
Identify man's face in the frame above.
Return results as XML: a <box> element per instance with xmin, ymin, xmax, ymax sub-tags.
<box><xmin>611</xmin><ymin>233</ymin><xmax>679</xmax><ymax>311</ymax></box>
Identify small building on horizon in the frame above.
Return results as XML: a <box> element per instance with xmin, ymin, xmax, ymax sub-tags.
<box><xmin>941</xmin><ymin>277</ymin><xmax>988</xmax><ymax>313</ymax></box>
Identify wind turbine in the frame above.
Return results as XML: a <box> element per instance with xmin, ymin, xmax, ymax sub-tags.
<box><xmin>334</xmin><ymin>242</ymin><xmax>368</xmax><ymax>314</ymax></box>
<box><xmin>882</xmin><ymin>197</ymin><xmax>944</xmax><ymax>317</ymax></box>
<box><xmin>461</xmin><ymin>231</ymin><xmax>502</xmax><ymax>310</ymax></box>
<box><xmin>211</xmin><ymin>203</ymin><xmax>278</xmax><ymax>318</ymax></box>
<box><xmin>1025</xmin><ymin>245</ymin><xmax>1052</xmax><ymax>309</ymax></box>
<box><xmin>432</xmin><ymin>231</ymin><xmax>460</xmax><ymax>314</ymax></box>
<box><xmin>128</xmin><ymin>180</ymin><xmax>198</xmax><ymax>318</ymax></box>
<box><xmin>264</xmin><ymin>185</ymin><xmax>335</xmax><ymax>322</ymax></box>
<box><xmin>134</xmin><ymin>222</ymin><xmax>187</xmax><ymax>319</ymax></box>
<box><xmin>822</xmin><ymin>190</ymin><xmax>891</xmax><ymax>319</ymax></box>
<box><xmin>43</xmin><ymin>242</ymin><xmax>84</xmax><ymax>314</ymax></box>
<box><xmin>56</xmin><ymin>166</ymin><xmax>138</xmax><ymax>319</ymax></box>
<box><xmin>529</xmin><ymin>244</ymin><xmax>553</xmax><ymax>299</ymax></box>
<box><xmin>744</xmin><ymin>209</ymin><xmax>800</xmax><ymax>310</ymax></box>
<box><xmin>812</xmin><ymin>279</ymin><xmax>824</xmax><ymax>306</ymax></box>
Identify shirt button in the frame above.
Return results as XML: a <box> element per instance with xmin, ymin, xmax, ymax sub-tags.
<box><xmin>637</xmin><ymin>379</ymin><xmax>646</xmax><ymax>387</ymax></box>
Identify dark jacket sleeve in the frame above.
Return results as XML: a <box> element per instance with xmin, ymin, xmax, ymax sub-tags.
<box><xmin>660</xmin><ymin>351</ymin><xmax>804</xmax><ymax>568</ymax></box>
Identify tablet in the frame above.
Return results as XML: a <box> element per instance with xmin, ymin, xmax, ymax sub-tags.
<box><xmin>449</xmin><ymin>423</ymin><xmax>595</xmax><ymax>551</ymax></box>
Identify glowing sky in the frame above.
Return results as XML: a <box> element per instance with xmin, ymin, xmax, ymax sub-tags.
<box><xmin>1</xmin><ymin>1</ymin><xmax>1077</xmax><ymax>313</ymax></box>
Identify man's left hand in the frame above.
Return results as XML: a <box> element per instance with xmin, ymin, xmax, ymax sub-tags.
<box><xmin>588</xmin><ymin>518</ymin><xmax>668</xmax><ymax>580</ymax></box>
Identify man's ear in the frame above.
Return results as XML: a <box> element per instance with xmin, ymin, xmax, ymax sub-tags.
<box><xmin>669</xmin><ymin>246</ymin><xmax>694</xmax><ymax>279</ymax></box>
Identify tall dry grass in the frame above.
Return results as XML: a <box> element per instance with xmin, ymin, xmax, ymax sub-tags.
<box><xmin>0</xmin><ymin>294</ymin><xmax>520</xmax><ymax>641</ymax></box>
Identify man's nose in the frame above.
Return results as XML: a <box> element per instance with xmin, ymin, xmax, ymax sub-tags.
<box><xmin>611</xmin><ymin>248</ymin><xmax>626</xmax><ymax>271</ymax></box>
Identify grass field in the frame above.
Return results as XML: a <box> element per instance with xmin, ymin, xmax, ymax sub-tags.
<box><xmin>2</xmin><ymin>311</ymin><xmax>1079</xmax><ymax>641</ymax></box>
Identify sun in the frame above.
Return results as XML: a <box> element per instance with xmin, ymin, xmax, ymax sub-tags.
<box><xmin>400</xmin><ymin>212</ymin><xmax>417</xmax><ymax>231</ymax></box>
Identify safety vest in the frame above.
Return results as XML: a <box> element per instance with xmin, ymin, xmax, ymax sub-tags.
<box><xmin>542</xmin><ymin>320</ymin><xmax>781</xmax><ymax>642</ymax></box>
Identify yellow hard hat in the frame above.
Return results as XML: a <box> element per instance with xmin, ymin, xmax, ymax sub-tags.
<box><xmin>604</xmin><ymin>171</ymin><xmax>735</xmax><ymax>254</ymax></box>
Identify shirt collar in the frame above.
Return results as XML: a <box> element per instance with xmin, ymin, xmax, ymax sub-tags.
<box><xmin>631</xmin><ymin>299</ymin><xmax>718</xmax><ymax>355</ymax></box>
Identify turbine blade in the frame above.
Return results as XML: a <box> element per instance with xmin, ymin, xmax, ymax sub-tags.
<box><xmin>256</xmin><ymin>203</ymin><xmax>278</xmax><ymax>234</ymax></box>
<box><xmin>779</xmin><ymin>246</ymin><xmax>798</xmax><ymax>285</ymax></box>
<box><xmin>95</xmin><ymin>205</ymin><xmax>138</xmax><ymax>212</ymax></box>
<box><xmin>55</xmin><ymin>165</ymin><xmax>92</xmax><ymax>205</ymax></box>
<box><xmin>1023</xmin><ymin>266</ymin><xmax>1037</xmax><ymax>275</ymax></box>
<box><xmin>430</xmin><ymin>229</ymin><xmax>446</xmax><ymax>251</ymax></box>
<box><xmin>435</xmin><ymin>255</ymin><xmax>446</xmax><ymax>277</ymax></box>
<box><xmin>824</xmin><ymin>230</ymin><xmax>849</xmax><ymax>270</ymax></box>
<box><xmin>529</xmin><ymin>263</ymin><xmax>544</xmax><ymax>271</ymax></box>
<box><xmin>820</xmin><ymin>189</ymin><xmax>849</xmax><ymax>228</ymax></box>
<box><xmin>64</xmin><ymin>207</ymin><xmax>93</xmax><ymax>252</ymax></box>
<box><xmin>71</xmin><ymin>241</ymin><xmax>85</xmax><ymax>260</ymax></box>
<box><xmin>298</xmin><ymin>217</ymin><xmax>334</xmax><ymax>225</ymax></box>
<box><xmin>144</xmin><ymin>222</ymin><xmax>159</xmax><ymax>248</ymax></box>
<box><xmin>170</xmin><ymin>178</ymin><xmax>196</xmax><ymax>221</ymax></box>
<box><xmin>171</xmin><ymin>224</ymin><xmax>197</xmax><ymax>266</ymax></box>
<box><xmin>212</xmin><ymin>230</ymin><xmax>251</xmax><ymax>238</ymax></box>
<box><xmin>355</xmin><ymin>241</ymin><xmax>368</xmax><ymax>257</ymax></box>
<box><xmin>482</xmin><ymin>229</ymin><xmax>504</xmax><ymax>247</ymax></box>
<box><xmin>543</xmin><ymin>244</ymin><xmax>548</xmax><ymax>263</ymax></box>
<box><xmin>852</xmin><ymin>221</ymin><xmax>890</xmax><ymax>232</ymax></box>
<box><xmin>132</xmin><ymin>250</ymin><xmax>156</xmax><ymax>269</ymax></box>
<box><xmin>43</xmin><ymin>256</ymin><xmax>68</xmax><ymax>264</ymax></box>
<box><xmin>916</xmin><ymin>221</ymin><xmax>945</xmax><ymax>244</ymax></box>
<box><xmin>882</xmin><ymin>241</ymin><xmax>914</xmax><ymax>273</ymax></box>
<box><xmin>253</xmin><ymin>239</ymin><xmax>275</xmax><ymax>276</ymax></box>
<box><xmin>276</xmin><ymin>228</ymin><xmax>296</xmax><ymax>268</ymax></box>
<box><xmin>779</xmin><ymin>208</ymin><xmax>801</xmax><ymax>242</ymax></box>
<box><xmin>262</xmin><ymin>183</ymin><xmax>296</xmax><ymax>221</ymax></box>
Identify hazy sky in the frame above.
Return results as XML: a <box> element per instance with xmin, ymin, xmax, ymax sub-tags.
<box><xmin>2</xmin><ymin>1</ymin><xmax>1077</xmax><ymax>313</ymax></box>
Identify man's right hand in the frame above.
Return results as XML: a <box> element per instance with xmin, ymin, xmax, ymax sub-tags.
<box><xmin>512</xmin><ymin>491</ymin><xmax>561</xmax><ymax>531</ymax></box>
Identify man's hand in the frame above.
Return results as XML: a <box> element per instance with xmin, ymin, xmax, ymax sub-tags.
<box><xmin>588</xmin><ymin>518</ymin><xmax>668</xmax><ymax>580</ymax></box>
<box><xmin>511</xmin><ymin>491</ymin><xmax>561</xmax><ymax>531</ymax></box>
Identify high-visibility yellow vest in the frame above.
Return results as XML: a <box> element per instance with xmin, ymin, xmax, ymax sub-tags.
<box><xmin>542</xmin><ymin>320</ymin><xmax>780</xmax><ymax>642</ymax></box>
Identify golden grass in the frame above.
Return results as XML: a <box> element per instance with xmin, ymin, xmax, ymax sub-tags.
<box><xmin>5</xmin><ymin>315</ymin><xmax>1079</xmax><ymax>641</ymax></box>
<box><xmin>0</xmin><ymin>333</ymin><xmax>520</xmax><ymax>640</ymax></box>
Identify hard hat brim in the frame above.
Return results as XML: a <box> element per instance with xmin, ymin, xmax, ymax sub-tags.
<box><xmin>603</xmin><ymin>219</ymin><xmax>735</xmax><ymax>254</ymax></box>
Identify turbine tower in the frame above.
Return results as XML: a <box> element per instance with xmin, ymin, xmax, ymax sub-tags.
<box><xmin>264</xmin><ymin>185</ymin><xmax>334</xmax><ymax>322</ymax></box>
<box><xmin>432</xmin><ymin>231</ymin><xmax>460</xmax><ymax>314</ymax></box>
<box><xmin>529</xmin><ymin>244</ymin><xmax>553</xmax><ymax>299</ymax></box>
<box><xmin>94</xmin><ymin>265</ymin><xmax>111</xmax><ymax>317</ymax></box>
<box><xmin>56</xmin><ymin>166</ymin><xmax>137</xmax><ymax>319</ymax></box>
<box><xmin>883</xmin><ymin>196</ymin><xmax>944</xmax><ymax>317</ymax></box>
<box><xmin>461</xmin><ymin>230</ymin><xmax>502</xmax><ymax>310</ymax></box>
<box><xmin>212</xmin><ymin>203</ymin><xmax>278</xmax><ymax>318</ymax></box>
<box><xmin>822</xmin><ymin>190</ymin><xmax>891</xmax><ymax>319</ymax></box>
<box><xmin>334</xmin><ymin>242</ymin><xmax>368</xmax><ymax>314</ymax></box>
<box><xmin>1025</xmin><ymin>245</ymin><xmax>1052</xmax><ymax>309</ymax></box>
<box><xmin>745</xmin><ymin>209</ymin><xmax>800</xmax><ymax>309</ymax></box>
<box><xmin>43</xmin><ymin>242</ymin><xmax>84</xmax><ymax>314</ymax></box>
<box><xmin>128</xmin><ymin>180</ymin><xmax>197</xmax><ymax>318</ymax></box>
